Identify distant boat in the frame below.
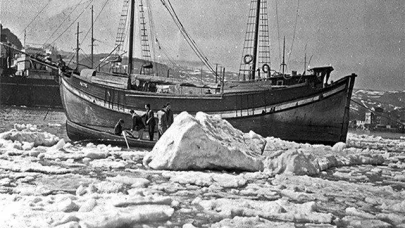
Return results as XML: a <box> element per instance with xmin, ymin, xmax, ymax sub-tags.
<box><xmin>59</xmin><ymin>0</ymin><xmax>356</xmax><ymax>146</ymax></box>
<box><xmin>0</xmin><ymin>24</ymin><xmax>62</xmax><ymax>108</ymax></box>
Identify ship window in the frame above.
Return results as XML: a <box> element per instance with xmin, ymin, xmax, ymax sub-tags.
<box><xmin>277</xmin><ymin>80</ymin><xmax>283</xmax><ymax>85</ymax></box>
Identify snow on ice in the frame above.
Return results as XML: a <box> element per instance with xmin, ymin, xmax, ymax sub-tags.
<box><xmin>0</xmin><ymin>114</ymin><xmax>405</xmax><ymax>227</ymax></box>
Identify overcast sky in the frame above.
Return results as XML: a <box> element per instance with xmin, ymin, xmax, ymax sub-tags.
<box><xmin>1</xmin><ymin>0</ymin><xmax>405</xmax><ymax>91</ymax></box>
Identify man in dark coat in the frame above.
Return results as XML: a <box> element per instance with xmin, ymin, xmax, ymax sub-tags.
<box><xmin>114</xmin><ymin>119</ymin><xmax>124</xmax><ymax>135</ymax></box>
<box><xmin>166</xmin><ymin>103</ymin><xmax>174</xmax><ymax>128</ymax></box>
<box><xmin>144</xmin><ymin>104</ymin><xmax>156</xmax><ymax>141</ymax></box>
<box><xmin>130</xmin><ymin>110</ymin><xmax>145</xmax><ymax>139</ymax></box>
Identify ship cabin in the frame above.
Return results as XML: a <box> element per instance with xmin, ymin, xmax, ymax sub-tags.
<box><xmin>267</xmin><ymin>66</ymin><xmax>334</xmax><ymax>89</ymax></box>
<box><xmin>74</xmin><ymin>64</ymin><xmax>335</xmax><ymax>97</ymax></box>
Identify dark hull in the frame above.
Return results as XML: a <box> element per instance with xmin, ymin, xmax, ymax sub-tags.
<box><xmin>66</xmin><ymin>119</ymin><xmax>155</xmax><ymax>148</ymax></box>
<box><xmin>60</xmin><ymin>73</ymin><xmax>355</xmax><ymax>146</ymax></box>
<box><xmin>0</xmin><ymin>74</ymin><xmax>62</xmax><ymax>108</ymax></box>
<box><xmin>228</xmin><ymin>87</ymin><xmax>351</xmax><ymax>144</ymax></box>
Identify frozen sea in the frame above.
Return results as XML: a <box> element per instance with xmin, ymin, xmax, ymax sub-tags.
<box><xmin>0</xmin><ymin>106</ymin><xmax>405</xmax><ymax>228</ymax></box>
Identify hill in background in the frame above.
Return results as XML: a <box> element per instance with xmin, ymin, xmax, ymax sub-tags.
<box><xmin>350</xmin><ymin>89</ymin><xmax>405</xmax><ymax>122</ymax></box>
<box><xmin>0</xmin><ymin>27</ymin><xmax>23</xmax><ymax>50</ymax></box>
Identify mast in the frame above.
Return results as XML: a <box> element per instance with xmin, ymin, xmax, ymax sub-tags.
<box><xmin>76</xmin><ymin>22</ymin><xmax>80</xmax><ymax>71</ymax></box>
<box><xmin>128</xmin><ymin>0</ymin><xmax>135</xmax><ymax>75</ymax></box>
<box><xmin>91</xmin><ymin>5</ymin><xmax>94</xmax><ymax>68</ymax></box>
<box><xmin>0</xmin><ymin>22</ymin><xmax>2</xmax><ymax>57</ymax></box>
<box><xmin>24</xmin><ymin>30</ymin><xmax>26</xmax><ymax>48</ymax></box>
<box><xmin>281</xmin><ymin>36</ymin><xmax>286</xmax><ymax>75</ymax></box>
<box><xmin>239</xmin><ymin>0</ymin><xmax>270</xmax><ymax>81</ymax></box>
<box><xmin>251</xmin><ymin>0</ymin><xmax>261</xmax><ymax>80</ymax></box>
<box><xmin>303</xmin><ymin>44</ymin><xmax>307</xmax><ymax>75</ymax></box>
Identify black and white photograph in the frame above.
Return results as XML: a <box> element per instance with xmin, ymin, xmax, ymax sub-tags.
<box><xmin>0</xmin><ymin>0</ymin><xmax>405</xmax><ymax>227</ymax></box>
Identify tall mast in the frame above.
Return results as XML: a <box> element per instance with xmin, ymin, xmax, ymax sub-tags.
<box><xmin>24</xmin><ymin>30</ymin><xmax>26</xmax><ymax>48</ymax></box>
<box><xmin>281</xmin><ymin>36</ymin><xmax>286</xmax><ymax>75</ymax></box>
<box><xmin>128</xmin><ymin>0</ymin><xmax>135</xmax><ymax>75</ymax></box>
<box><xmin>76</xmin><ymin>22</ymin><xmax>80</xmax><ymax>71</ymax></box>
<box><xmin>0</xmin><ymin>23</ymin><xmax>2</xmax><ymax>56</ymax></box>
<box><xmin>304</xmin><ymin>52</ymin><xmax>306</xmax><ymax>75</ymax></box>
<box><xmin>91</xmin><ymin>5</ymin><xmax>94</xmax><ymax>68</ymax></box>
<box><xmin>251</xmin><ymin>0</ymin><xmax>261</xmax><ymax>80</ymax></box>
<box><xmin>239</xmin><ymin>0</ymin><xmax>270</xmax><ymax>81</ymax></box>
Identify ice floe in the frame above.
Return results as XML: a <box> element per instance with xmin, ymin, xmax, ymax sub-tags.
<box><xmin>145</xmin><ymin>112</ymin><xmax>384</xmax><ymax>175</ymax></box>
<box><xmin>1</xmin><ymin>118</ymin><xmax>405</xmax><ymax>227</ymax></box>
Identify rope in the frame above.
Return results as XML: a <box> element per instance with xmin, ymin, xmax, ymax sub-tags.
<box><xmin>43</xmin><ymin>0</ymin><xmax>87</xmax><ymax>45</ymax></box>
<box><xmin>155</xmin><ymin>38</ymin><xmax>179</xmax><ymax>67</ymax></box>
<box><xmin>146</xmin><ymin>0</ymin><xmax>157</xmax><ymax>63</ymax></box>
<box><xmin>160</xmin><ymin>0</ymin><xmax>217</xmax><ymax>76</ymax></box>
<box><xmin>79</xmin><ymin>48</ymin><xmax>91</xmax><ymax>66</ymax></box>
<box><xmin>288</xmin><ymin>0</ymin><xmax>300</xmax><ymax>64</ymax></box>
<box><xmin>350</xmin><ymin>98</ymin><xmax>405</xmax><ymax>127</ymax></box>
<box><xmin>80</xmin><ymin>0</ymin><xmax>109</xmax><ymax>45</ymax></box>
<box><xmin>23</xmin><ymin>0</ymin><xmax>52</xmax><ymax>33</ymax></box>
<box><xmin>50</xmin><ymin>0</ymin><xmax>94</xmax><ymax>45</ymax></box>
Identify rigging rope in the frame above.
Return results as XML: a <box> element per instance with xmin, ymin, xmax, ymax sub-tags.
<box><xmin>77</xmin><ymin>48</ymin><xmax>93</xmax><ymax>68</ymax></box>
<box><xmin>288</xmin><ymin>0</ymin><xmax>300</xmax><ymax>64</ymax></box>
<box><xmin>160</xmin><ymin>0</ymin><xmax>217</xmax><ymax>76</ymax></box>
<box><xmin>50</xmin><ymin>0</ymin><xmax>94</xmax><ymax>45</ymax></box>
<box><xmin>80</xmin><ymin>0</ymin><xmax>109</xmax><ymax>45</ymax></box>
<box><xmin>146</xmin><ymin>0</ymin><xmax>157</xmax><ymax>63</ymax></box>
<box><xmin>155</xmin><ymin>38</ymin><xmax>179</xmax><ymax>67</ymax></box>
<box><xmin>23</xmin><ymin>0</ymin><xmax>52</xmax><ymax>33</ymax></box>
<box><xmin>43</xmin><ymin>0</ymin><xmax>87</xmax><ymax>45</ymax></box>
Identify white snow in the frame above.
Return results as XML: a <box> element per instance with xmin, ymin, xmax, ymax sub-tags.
<box><xmin>0</xmin><ymin>121</ymin><xmax>405</xmax><ymax>227</ymax></box>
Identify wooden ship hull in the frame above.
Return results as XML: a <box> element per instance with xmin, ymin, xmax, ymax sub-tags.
<box><xmin>60</xmin><ymin>71</ymin><xmax>356</xmax><ymax>145</ymax></box>
<box><xmin>0</xmin><ymin>38</ymin><xmax>62</xmax><ymax>108</ymax></box>
<box><xmin>58</xmin><ymin>0</ymin><xmax>356</xmax><ymax>146</ymax></box>
<box><xmin>66</xmin><ymin>119</ymin><xmax>155</xmax><ymax>148</ymax></box>
<box><xmin>0</xmin><ymin>71</ymin><xmax>61</xmax><ymax>108</ymax></box>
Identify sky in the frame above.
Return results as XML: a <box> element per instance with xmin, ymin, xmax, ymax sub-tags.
<box><xmin>1</xmin><ymin>0</ymin><xmax>405</xmax><ymax>91</ymax></box>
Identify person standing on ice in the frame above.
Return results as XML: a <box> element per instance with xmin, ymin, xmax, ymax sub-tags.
<box><xmin>157</xmin><ymin>105</ymin><xmax>168</xmax><ymax>139</ymax></box>
<box><xmin>143</xmin><ymin>104</ymin><xmax>156</xmax><ymax>141</ymax></box>
<box><xmin>129</xmin><ymin>109</ymin><xmax>145</xmax><ymax>139</ymax></box>
<box><xmin>166</xmin><ymin>103</ymin><xmax>174</xmax><ymax>128</ymax></box>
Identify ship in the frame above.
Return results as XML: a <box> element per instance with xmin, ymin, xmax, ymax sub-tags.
<box><xmin>59</xmin><ymin>0</ymin><xmax>356</xmax><ymax>146</ymax></box>
<box><xmin>0</xmin><ymin>24</ymin><xmax>62</xmax><ymax>108</ymax></box>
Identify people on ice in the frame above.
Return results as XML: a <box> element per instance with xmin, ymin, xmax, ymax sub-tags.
<box><xmin>144</xmin><ymin>104</ymin><xmax>156</xmax><ymax>141</ymax></box>
<box><xmin>166</xmin><ymin>103</ymin><xmax>174</xmax><ymax>128</ymax></box>
<box><xmin>157</xmin><ymin>105</ymin><xmax>168</xmax><ymax>138</ymax></box>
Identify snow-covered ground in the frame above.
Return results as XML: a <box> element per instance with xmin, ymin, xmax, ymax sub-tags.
<box><xmin>0</xmin><ymin>109</ymin><xmax>405</xmax><ymax>227</ymax></box>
